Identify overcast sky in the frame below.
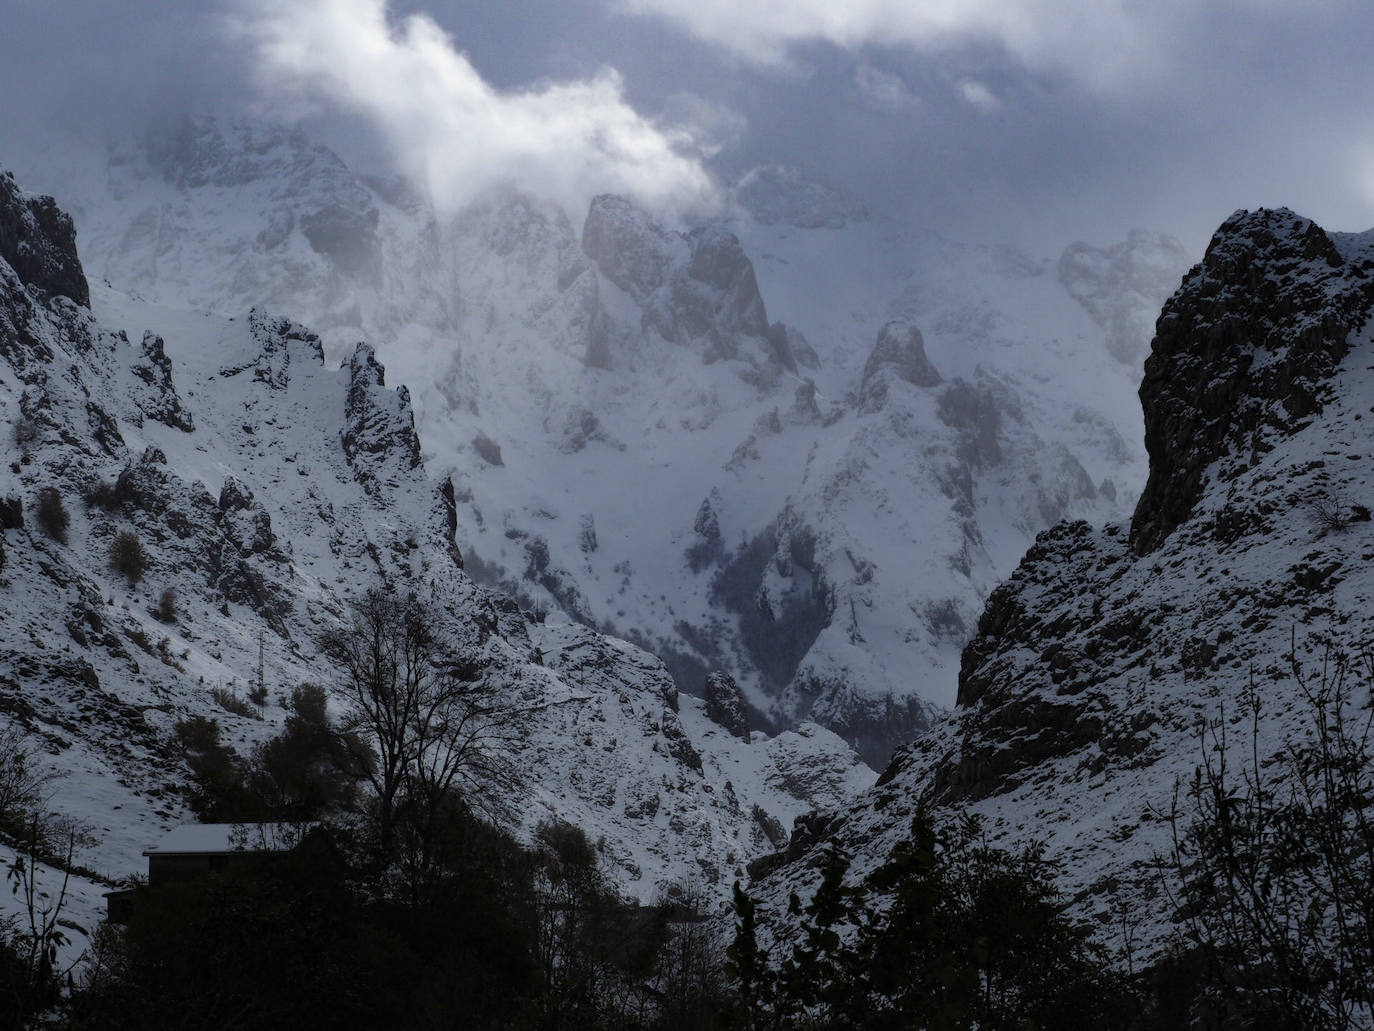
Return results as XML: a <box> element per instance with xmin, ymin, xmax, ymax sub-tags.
<box><xmin>5</xmin><ymin>0</ymin><xmax>1374</xmax><ymax>253</ymax></box>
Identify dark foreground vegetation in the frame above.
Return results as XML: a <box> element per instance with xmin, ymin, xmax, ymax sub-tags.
<box><xmin>2</xmin><ymin>605</ymin><xmax>1372</xmax><ymax>1029</ymax></box>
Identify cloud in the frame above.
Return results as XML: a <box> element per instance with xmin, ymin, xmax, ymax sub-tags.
<box><xmin>658</xmin><ymin>93</ymin><xmax>749</xmax><ymax>158</ymax></box>
<box><xmin>608</xmin><ymin>0</ymin><xmax>1351</xmax><ymax>93</ymax></box>
<box><xmin>230</xmin><ymin>0</ymin><xmax>720</xmax><ymax>217</ymax></box>
<box><xmin>854</xmin><ymin>65</ymin><xmax>919</xmax><ymax>112</ymax></box>
<box><xmin>957</xmin><ymin>80</ymin><xmax>1000</xmax><ymax>112</ymax></box>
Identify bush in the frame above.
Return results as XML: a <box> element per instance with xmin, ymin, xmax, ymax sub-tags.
<box><xmin>33</xmin><ymin>488</ymin><xmax>69</xmax><ymax>544</ymax></box>
<box><xmin>12</xmin><ymin>418</ymin><xmax>36</xmax><ymax>453</ymax></box>
<box><xmin>211</xmin><ymin>687</ymin><xmax>262</xmax><ymax>721</ymax></box>
<box><xmin>109</xmin><ymin>531</ymin><xmax>147</xmax><ymax>586</ymax></box>
<box><xmin>173</xmin><ymin>716</ymin><xmax>257</xmax><ymax>821</ymax></box>
<box><xmin>0</xmin><ymin>724</ymin><xmax>55</xmax><ymax>835</ymax></box>
<box><xmin>84</xmin><ymin>475</ymin><xmax>138</xmax><ymax>512</ymax></box>
<box><xmin>152</xmin><ymin>587</ymin><xmax>177</xmax><ymax>624</ymax></box>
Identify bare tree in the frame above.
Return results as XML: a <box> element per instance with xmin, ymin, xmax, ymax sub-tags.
<box><xmin>1160</xmin><ymin>635</ymin><xmax>1374</xmax><ymax>1030</ymax></box>
<box><xmin>321</xmin><ymin>589</ymin><xmax>523</xmax><ymax>889</ymax></box>
<box><xmin>0</xmin><ymin>724</ymin><xmax>56</xmax><ymax>837</ymax></box>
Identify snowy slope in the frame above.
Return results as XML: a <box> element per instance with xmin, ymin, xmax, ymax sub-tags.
<box><xmin>0</xmin><ymin>166</ymin><xmax>869</xmax><ymax>964</ymax></box>
<box><xmin>11</xmin><ymin>119</ymin><xmax>1189</xmax><ymax>764</ymax></box>
<box><xmin>751</xmin><ymin>207</ymin><xmax>1374</xmax><ymax>957</ymax></box>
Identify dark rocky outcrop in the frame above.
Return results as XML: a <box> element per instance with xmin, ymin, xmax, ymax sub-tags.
<box><xmin>131</xmin><ymin>332</ymin><xmax>195</xmax><ymax>432</ymax></box>
<box><xmin>1131</xmin><ymin>209</ymin><xmax>1374</xmax><ymax>554</ymax></box>
<box><xmin>0</xmin><ymin>169</ymin><xmax>89</xmax><ymax>307</ymax></box>
<box><xmin>861</xmin><ymin>319</ymin><xmax>940</xmax><ymax>392</ymax></box>
<box><xmin>473</xmin><ymin>434</ymin><xmax>503</xmax><ymax>467</ymax></box>
<box><xmin>711</xmin><ymin>512</ymin><xmax>833</xmax><ymax>692</ymax></box>
<box><xmin>685</xmin><ymin>495</ymin><xmax>724</xmax><ymax>573</ymax></box>
<box><xmin>0</xmin><ymin>497</ymin><xmax>22</xmax><ymax>530</ymax></box>
<box><xmin>936</xmin><ymin>378</ymin><xmax>1005</xmax><ymax>467</ymax></box>
<box><xmin>703</xmin><ymin>671</ymin><xmax>750</xmax><ymax>740</ymax></box>
<box><xmin>341</xmin><ymin>341</ymin><xmax>423</xmax><ymax>496</ymax></box>
<box><xmin>678</xmin><ymin>226</ymin><xmax>773</xmax><ymax>351</ymax></box>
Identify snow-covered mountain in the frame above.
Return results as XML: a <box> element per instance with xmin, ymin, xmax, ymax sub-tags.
<box><xmin>751</xmin><ymin>206</ymin><xmax>1374</xmax><ymax>955</ymax></box>
<box><xmin>11</xmin><ymin>118</ymin><xmax>1190</xmax><ymax>764</ymax></box>
<box><xmin>0</xmin><ymin>165</ymin><xmax>872</xmax><ymax>962</ymax></box>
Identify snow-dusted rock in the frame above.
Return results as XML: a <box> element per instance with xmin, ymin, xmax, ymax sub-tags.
<box><xmin>860</xmin><ymin>318</ymin><xmax>941</xmax><ymax>394</ymax></box>
<box><xmin>12</xmin><ymin>118</ymin><xmax>1188</xmax><ymax>766</ymax></box>
<box><xmin>753</xmin><ymin>207</ymin><xmax>1374</xmax><ymax>957</ymax></box>
<box><xmin>0</xmin><ymin>166</ymin><xmax>870</xmax><ymax>965</ymax></box>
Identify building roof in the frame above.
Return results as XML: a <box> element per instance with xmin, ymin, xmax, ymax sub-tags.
<box><xmin>143</xmin><ymin>822</ymin><xmax>316</xmax><ymax>857</ymax></box>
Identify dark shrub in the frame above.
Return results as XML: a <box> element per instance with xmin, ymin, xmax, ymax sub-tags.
<box><xmin>109</xmin><ymin>530</ymin><xmax>147</xmax><ymax>585</ymax></box>
<box><xmin>34</xmin><ymin>488</ymin><xmax>68</xmax><ymax>544</ymax></box>
<box><xmin>152</xmin><ymin>587</ymin><xmax>176</xmax><ymax>624</ymax></box>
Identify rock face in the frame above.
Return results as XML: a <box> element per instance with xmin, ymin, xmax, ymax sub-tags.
<box><xmin>1131</xmin><ymin>208</ymin><xmax>1374</xmax><ymax>554</ymax></box>
<box><xmin>582</xmin><ymin>194</ymin><xmax>784</xmax><ymax>375</ymax></box>
<box><xmin>751</xmin><ymin>208</ymin><xmax>1374</xmax><ymax>958</ymax></box>
<box><xmin>0</xmin><ymin>170</ymin><xmax>88</xmax><ymax>306</ymax></box>
<box><xmin>0</xmin><ymin>166</ymin><xmax>875</xmax><ymax>957</ymax></box>
<box><xmin>582</xmin><ymin>194</ymin><xmax>681</xmax><ymax>304</ymax></box>
<box><xmin>860</xmin><ymin>319</ymin><xmax>941</xmax><ymax>392</ymax></box>
<box><xmin>703</xmin><ymin>671</ymin><xmax>750</xmax><ymax>740</ymax></box>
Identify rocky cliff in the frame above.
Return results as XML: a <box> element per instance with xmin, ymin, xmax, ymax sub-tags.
<box><xmin>752</xmin><ymin>208</ymin><xmax>1374</xmax><ymax>955</ymax></box>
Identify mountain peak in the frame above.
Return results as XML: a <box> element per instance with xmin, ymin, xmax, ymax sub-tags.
<box><xmin>1131</xmin><ymin>208</ymin><xmax>1374</xmax><ymax>554</ymax></box>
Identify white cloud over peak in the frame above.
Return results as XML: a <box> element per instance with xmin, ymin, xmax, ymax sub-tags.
<box><xmin>232</xmin><ymin>0</ymin><xmax>719</xmax><ymax>217</ymax></box>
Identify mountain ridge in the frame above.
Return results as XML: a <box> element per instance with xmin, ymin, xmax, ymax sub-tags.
<box><xmin>750</xmin><ymin>205</ymin><xmax>1374</xmax><ymax>958</ymax></box>
<box><xmin>0</xmin><ymin>165</ymin><xmax>871</xmax><ymax>962</ymax></box>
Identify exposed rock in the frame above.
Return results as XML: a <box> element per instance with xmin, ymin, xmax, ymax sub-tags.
<box><xmin>686</xmin><ymin>494</ymin><xmax>724</xmax><ymax>573</ymax></box>
<box><xmin>582</xmin><ymin>195</ymin><xmax>788</xmax><ymax>378</ymax></box>
<box><xmin>0</xmin><ymin>166</ymin><xmax>873</xmax><ymax>935</ymax></box>
<box><xmin>770</xmin><ymin>322</ymin><xmax>818</xmax><ymax>370</ymax></box>
<box><xmin>218</xmin><ymin>477</ymin><xmax>254</xmax><ymax>513</ymax></box>
<box><xmin>299</xmin><ymin>203</ymin><xmax>382</xmax><ymax>281</ymax></box>
<box><xmin>861</xmin><ymin>319</ymin><xmax>941</xmax><ymax>391</ymax></box>
<box><xmin>704</xmin><ymin>671</ymin><xmax>750</xmax><ymax>740</ymax></box>
<box><xmin>341</xmin><ymin>341</ymin><xmax>423</xmax><ymax>495</ymax></box>
<box><xmin>661</xmin><ymin>708</ymin><xmax>703</xmax><ymax>772</ymax></box>
<box><xmin>937</xmin><ymin>378</ymin><xmax>1004</xmax><ymax>467</ymax></box>
<box><xmin>1131</xmin><ymin>208</ymin><xmax>1374</xmax><ymax>554</ymax></box>
<box><xmin>681</xmin><ymin>226</ymin><xmax>772</xmax><ymax>341</ymax></box>
<box><xmin>0</xmin><ymin>169</ymin><xmax>89</xmax><ymax>306</ymax></box>
<box><xmin>753</xmin><ymin>207</ymin><xmax>1374</xmax><ymax>964</ymax></box>
<box><xmin>711</xmin><ymin>512</ymin><xmax>833</xmax><ymax>691</ymax></box>
<box><xmin>440</xmin><ymin>478</ymin><xmax>465</xmax><ymax>568</ymax></box>
<box><xmin>582</xmin><ymin>194</ymin><xmax>680</xmax><ymax>303</ymax></box>
<box><xmin>130</xmin><ymin>332</ymin><xmax>194</xmax><ymax>432</ymax></box>
<box><xmin>473</xmin><ymin>434</ymin><xmax>503</xmax><ymax>467</ymax></box>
